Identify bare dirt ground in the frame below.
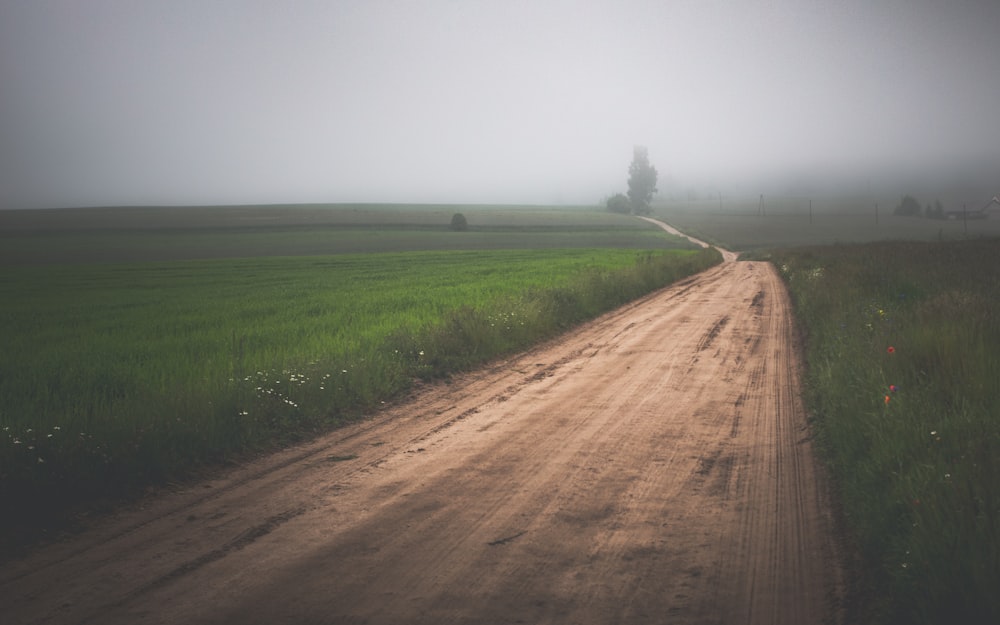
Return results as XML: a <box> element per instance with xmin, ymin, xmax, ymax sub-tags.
<box><xmin>1</xmin><ymin>221</ymin><xmax>845</xmax><ymax>625</ymax></box>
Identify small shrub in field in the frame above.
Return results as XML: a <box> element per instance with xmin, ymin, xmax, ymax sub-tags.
<box><xmin>450</xmin><ymin>212</ymin><xmax>468</xmax><ymax>231</ymax></box>
<box><xmin>606</xmin><ymin>193</ymin><xmax>631</xmax><ymax>214</ymax></box>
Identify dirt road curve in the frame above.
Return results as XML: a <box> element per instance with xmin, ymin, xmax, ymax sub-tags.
<box><xmin>637</xmin><ymin>215</ymin><xmax>740</xmax><ymax>263</ymax></box>
<box><xmin>1</xmin><ymin>224</ymin><xmax>844</xmax><ymax>625</ymax></box>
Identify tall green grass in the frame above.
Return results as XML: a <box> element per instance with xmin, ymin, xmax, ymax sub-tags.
<box><xmin>0</xmin><ymin>247</ymin><xmax>720</xmax><ymax>551</ymax></box>
<box><xmin>767</xmin><ymin>239</ymin><xmax>1000</xmax><ymax>624</ymax></box>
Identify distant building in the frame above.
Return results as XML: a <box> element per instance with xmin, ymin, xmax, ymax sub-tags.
<box><xmin>946</xmin><ymin>196</ymin><xmax>1000</xmax><ymax>220</ymax></box>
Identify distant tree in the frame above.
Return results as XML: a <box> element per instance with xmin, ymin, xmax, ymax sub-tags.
<box><xmin>924</xmin><ymin>200</ymin><xmax>945</xmax><ymax>220</ymax></box>
<box><xmin>606</xmin><ymin>193</ymin><xmax>631</xmax><ymax>214</ymax></box>
<box><xmin>894</xmin><ymin>194</ymin><xmax>921</xmax><ymax>217</ymax></box>
<box><xmin>450</xmin><ymin>212</ymin><xmax>468</xmax><ymax>231</ymax></box>
<box><xmin>627</xmin><ymin>146</ymin><xmax>658</xmax><ymax>215</ymax></box>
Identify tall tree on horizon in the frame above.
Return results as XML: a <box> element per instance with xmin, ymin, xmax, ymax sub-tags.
<box><xmin>627</xmin><ymin>146</ymin><xmax>658</xmax><ymax>215</ymax></box>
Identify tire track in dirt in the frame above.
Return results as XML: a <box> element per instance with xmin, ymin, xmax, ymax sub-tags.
<box><xmin>0</xmin><ymin>236</ymin><xmax>844</xmax><ymax>624</ymax></box>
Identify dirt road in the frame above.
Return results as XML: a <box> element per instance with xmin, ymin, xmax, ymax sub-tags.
<box><xmin>1</xmin><ymin>225</ymin><xmax>844</xmax><ymax>624</ymax></box>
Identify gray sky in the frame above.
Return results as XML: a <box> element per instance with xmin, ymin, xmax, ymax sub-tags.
<box><xmin>1</xmin><ymin>0</ymin><xmax>998</xmax><ymax>208</ymax></box>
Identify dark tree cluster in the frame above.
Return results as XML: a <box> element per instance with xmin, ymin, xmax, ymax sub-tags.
<box><xmin>893</xmin><ymin>194</ymin><xmax>922</xmax><ymax>217</ymax></box>
<box><xmin>894</xmin><ymin>195</ymin><xmax>946</xmax><ymax>219</ymax></box>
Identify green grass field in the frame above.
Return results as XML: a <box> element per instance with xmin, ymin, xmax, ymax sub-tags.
<box><xmin>763</xmin><ymin>239</ymin><xmax>999</xmax><ymax>624</ymax></box>
<box><xmin>0</xmin><ymin>203</ymin><xmax>687</xmax><ymax>265</ymax></box>
<box><xmin>0</xmin><ymin>203</ymin><xmax>718</xmax><ymax>554</ymax></box>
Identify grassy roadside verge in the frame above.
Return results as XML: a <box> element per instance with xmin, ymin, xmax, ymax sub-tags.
<box><xmin>0</xmin><ymin>246</ymin><xmax>721</xmax><ymax>556</ymax></box>
<box><xmin>763</xmin><ymin>239</ymin><xmax>1000</xmax><ymax>624</ymax></box>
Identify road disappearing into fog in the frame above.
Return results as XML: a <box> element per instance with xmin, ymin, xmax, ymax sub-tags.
<box><xmin>1</xmin><ymin>221</ymin><xmax>844</xmax><ymax>624</ymax></box>
<box><xmin>638</xmin><ymin>215</ymin><xmax>740</xmax><ymax>262</ymax></box>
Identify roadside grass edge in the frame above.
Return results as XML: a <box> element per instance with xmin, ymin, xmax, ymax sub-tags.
<box><xmin>770</xmin><ymin>238</ymin><xmax>1000</xmax><ymax>625</ymax></box>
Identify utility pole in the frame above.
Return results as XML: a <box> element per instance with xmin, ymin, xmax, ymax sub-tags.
<box><xmin>809</xmin><ymin>199</ymin><xmax>813</xmax><ymax>224</ymax></box>
<box><xmin>875</xmin><ymin>202</ymin><xmax>879</xmax><ymax>225</ymax></box>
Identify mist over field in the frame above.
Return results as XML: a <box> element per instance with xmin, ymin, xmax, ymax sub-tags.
<box><xmin>1</xmin><ymin>0</ymin><xmax>998</xmax><ymax>209</ymax></box>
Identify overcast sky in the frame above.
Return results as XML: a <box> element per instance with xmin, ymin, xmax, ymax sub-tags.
<box><xmin>1</xmin><ymin>0</ymin><xmax>998</xmax><ymax>208</ymax></box>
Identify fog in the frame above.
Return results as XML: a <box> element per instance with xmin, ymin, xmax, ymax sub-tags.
<box><xmin>1</xmin><ymin>0</ymin><xmax>998</xmax><ymax>209</ymax></box>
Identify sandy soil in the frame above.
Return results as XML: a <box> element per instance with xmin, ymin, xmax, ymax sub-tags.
<box><xmin>0</xmin><ymin>222</ymin><xmax>844</xmax><ymax>624</ymax></box>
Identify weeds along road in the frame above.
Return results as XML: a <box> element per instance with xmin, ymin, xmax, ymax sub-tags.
<box><xmin>1</xmin><ymin>222</ymin><xmax>845</xmax><ymax>625</ymax></box>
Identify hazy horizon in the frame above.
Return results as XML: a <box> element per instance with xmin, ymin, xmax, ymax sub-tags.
<box><xmin>2</xmin><ymin>1</ymin><xmax>999</xmax><ymax>209</ymax></box>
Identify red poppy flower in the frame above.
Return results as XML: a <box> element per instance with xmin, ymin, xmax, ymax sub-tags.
<box><xmin>887</xmin><ymin>346</ymin><xmax>895</xmax><ymax>354</ymax></box>
<box><xmin>884</xmin><ymin>395</ymin><xmax>891</xmax><ymax>404</ymax></box>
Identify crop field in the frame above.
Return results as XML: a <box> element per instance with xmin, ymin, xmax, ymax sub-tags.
<box><xmin>770</xmin><ymin>238</ymin><xmax>1000</xmax><ymax>624</ymax></box>
<box><xmin>655</xmin><ymin>197</ymin><xmax>1000</xmax><ymax>251</ymax></box>
<box><xmin>0</xmin><ymin>203</ymin><xmax>686</xmax><ymax>265</ymax></box>
<box><xmin>0</xmin><ymin>203</ymin><xmax>718</xmax><ymax>551</ymax></box>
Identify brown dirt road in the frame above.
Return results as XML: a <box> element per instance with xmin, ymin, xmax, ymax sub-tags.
<box><xmin>1</xmin><ymin>221</ymin><xmax>845</xmax><ymax>624</ymax></box>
